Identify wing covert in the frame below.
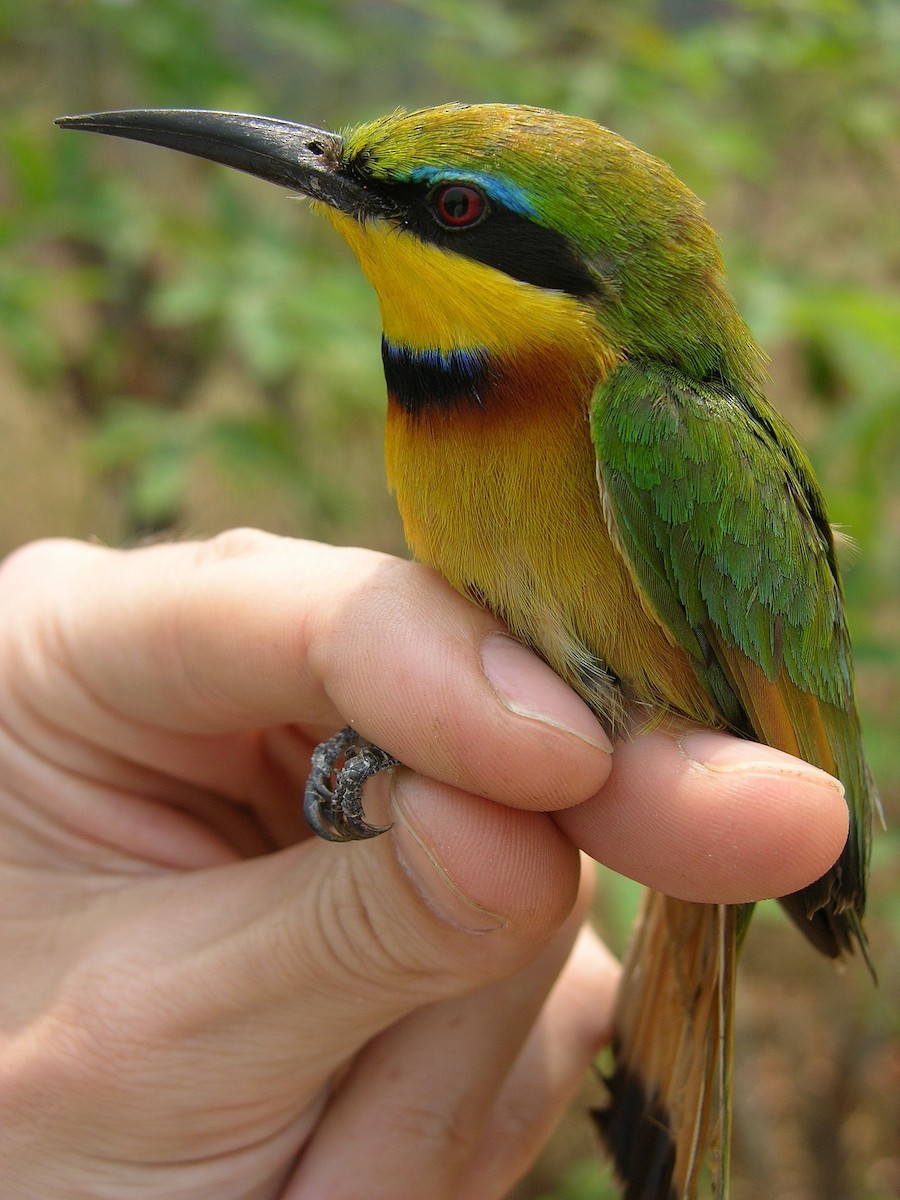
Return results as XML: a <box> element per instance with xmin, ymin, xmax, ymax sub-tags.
<box><xmin>592</xmin><ymin>359</ymin><xmax>851</xmax><ymax>717</ymax></box>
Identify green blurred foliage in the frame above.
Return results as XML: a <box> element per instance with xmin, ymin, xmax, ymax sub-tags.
<box><xmin>535</xmin><ymin>1158</ymin><xmax>623</xmax><ymax>1200</ymax></box>
<box><xmin>1</xmin><ymin>2</ymin><xmax>898</xmax><ymax>1197</ymax></box>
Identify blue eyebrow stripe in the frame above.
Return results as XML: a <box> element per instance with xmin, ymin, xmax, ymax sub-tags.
<box><xmin>406</xmin><ymin>166</ymin><xmax>538</xmax><ymax>219</ymax></box>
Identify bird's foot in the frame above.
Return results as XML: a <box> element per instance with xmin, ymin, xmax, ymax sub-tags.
<box><xmin>304</xmin><ymin>726</ymin><xmax>399</xmax><ymax>842</ymax></box>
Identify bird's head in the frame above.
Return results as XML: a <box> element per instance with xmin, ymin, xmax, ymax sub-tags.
<box><xmin>57</xmin><ymin>103</ymin><xmax>759</xmax><ymax>386</ymax></box>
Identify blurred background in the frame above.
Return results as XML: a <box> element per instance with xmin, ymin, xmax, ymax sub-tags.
<box><xmin>1</xmin><ymin>0</ymin><xmax>897</xmax><ymax>1196</ymax></box>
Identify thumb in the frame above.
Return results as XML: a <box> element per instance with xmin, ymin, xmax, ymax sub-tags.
<box><xmin>55</xmin><ymin>771</ymin><xmax>580</xmax><ymax>1159</ymax></box>
<box><xmin>236</xmin><ymin>770</ymin><xmax>582</xmax><ymax>1064</ymax></box>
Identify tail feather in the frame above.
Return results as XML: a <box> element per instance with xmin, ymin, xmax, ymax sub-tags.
<box><xmin>714</xmin><ymin>636</ymin><xmax>873</xmax><ymax>965</ymax></box>
<box><xmin>595</xmin><ymin>894</ymin><xmax>739</xmax><ymax>1200</ymax></box>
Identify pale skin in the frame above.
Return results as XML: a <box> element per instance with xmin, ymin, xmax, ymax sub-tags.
<box><xmin>0</xmin><ymin>530</ymin><xmax>849</xmax><ymax>1200</ymax></box>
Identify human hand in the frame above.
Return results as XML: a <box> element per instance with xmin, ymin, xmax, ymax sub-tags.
<box><xmin>0</xmin><ymin>531</ymin><xmax>848</xmax><ymax>1200</ymax></box>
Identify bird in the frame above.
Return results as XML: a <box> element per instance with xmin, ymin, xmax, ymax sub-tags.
<box><xmin>56</xmin><ymin>103</ymin><xmax>875</xmax><ymax>1199</ymax></box>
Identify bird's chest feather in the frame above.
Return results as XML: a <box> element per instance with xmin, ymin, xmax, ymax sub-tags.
<box><xmin>384</xmin><ymin>350</ymin><xmax>718</xmax><ymax>730</ymax></box>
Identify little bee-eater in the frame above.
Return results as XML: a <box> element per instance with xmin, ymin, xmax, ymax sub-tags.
<box><xmin>57</xmin><ymin>104</ymin><xmax>875</xmax><ymax>1200</ymax></box>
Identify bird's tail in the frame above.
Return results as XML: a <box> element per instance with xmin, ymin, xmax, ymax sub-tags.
<box><xmin>594</xmin><ymin>893</ymin><xmax>743</xmax><ymax>1200</ymax></box>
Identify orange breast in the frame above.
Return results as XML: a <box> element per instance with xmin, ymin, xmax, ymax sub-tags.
<box><xmin>384</xmin><ymin>348</ymin><xmax>720</xmax><ymax>732</ymax></box>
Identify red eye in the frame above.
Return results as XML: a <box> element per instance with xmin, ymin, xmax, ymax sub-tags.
<box><xmin>432</xmin><ymin>183</ymin><xmax>486</xmax><ymax>228</ymax></box>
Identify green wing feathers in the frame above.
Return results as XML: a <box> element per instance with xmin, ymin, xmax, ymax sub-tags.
<box><xmin>592</xmin><ymin>359</ymin><xmax>872</xmax><ymax>953</ymax></box>
<box><xmin>591</xmin><ymin>361</ymin><xmax>874</xmax><ymax>1199</ymax></box>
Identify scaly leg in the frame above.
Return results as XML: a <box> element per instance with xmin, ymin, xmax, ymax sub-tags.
<box><xmin>304</xmin><ymin>726</ymin><xmax>398</xmax><ymax>842</ymax></box>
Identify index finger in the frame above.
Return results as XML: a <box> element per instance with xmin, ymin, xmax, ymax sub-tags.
<box><xmin>0</xmin><ymin>532</ymin><xmax>613</xmax><ymax>812</ymax></box>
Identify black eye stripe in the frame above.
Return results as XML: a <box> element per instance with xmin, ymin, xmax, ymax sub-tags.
<box><xmin>425</xmin><ymin>205</ymin><xmax>597</xmax><ymax>296</ymax></box>
<box><xmin>348</xmin><ymin>173</ymin><xmax>598</xmax><ymax>298</ymax></box>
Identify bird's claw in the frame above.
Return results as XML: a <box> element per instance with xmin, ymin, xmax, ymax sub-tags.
<box><xmin>304</xmin><ymin>726</ymin><xmax>399</xmax><ymax>842</ymax></box>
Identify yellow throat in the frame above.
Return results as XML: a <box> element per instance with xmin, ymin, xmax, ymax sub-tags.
<box><xmin>323</xmin><ymin>207</ymin><xmax>607</xmax><ymax>361</ymax></box>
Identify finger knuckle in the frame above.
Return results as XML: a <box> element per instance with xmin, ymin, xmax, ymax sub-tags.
<box><xmin>197</xmin><ymin>527</ymin><xmax>282</xmax><ymax>563</ymax></box>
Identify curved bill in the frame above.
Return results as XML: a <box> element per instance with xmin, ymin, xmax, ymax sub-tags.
<box><xmin>55</xmin><ymin>108</ymin><xmax>373</xmax><ymax>217</ymax></box>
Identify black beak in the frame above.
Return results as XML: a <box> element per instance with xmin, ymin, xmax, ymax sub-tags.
<box><xmin>55</xmin><ymin>108</ymin><xmax>371</xmax><ymax>217</ymax></box>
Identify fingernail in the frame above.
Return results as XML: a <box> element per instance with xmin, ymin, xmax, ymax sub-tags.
<box><xmin>678</xmin><ymin>730</ymin><xmax>846</xmax><ymax>795</ymax></box>
<box><xmin>479</xmin><ymin>633</ymin><xmax>612</xmax><ymax>752</ymax></box>
<box><xmin>391</xmin><ymin>775</ymin><xmax>507</xmax><ymax>933</ymax></box>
